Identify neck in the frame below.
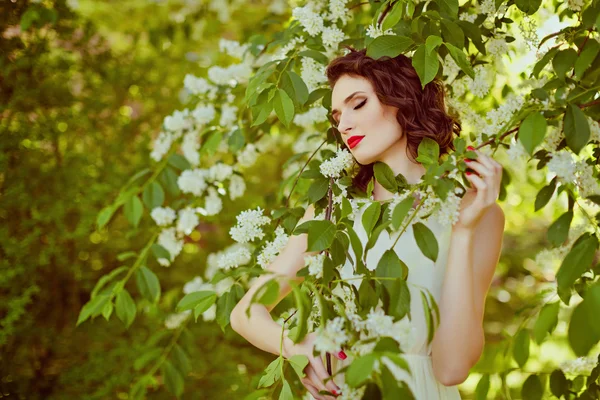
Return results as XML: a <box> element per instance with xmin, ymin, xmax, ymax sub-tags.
<box><xmin>372</xmin><ymin>137</ymin><xmax>426</xmax><ymax>202</ymax></box>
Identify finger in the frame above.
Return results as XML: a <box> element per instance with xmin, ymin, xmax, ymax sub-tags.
<box><xmin>311</xmin><ymin>355</ymin><xmax>340</xmax><ymax>394</ymax></box>
<box><xmin>464</xmin><ymin>159</ymin><xmax>492</xmax><ymax>178</ymax></box>
<box><xmin>331</xmin><ymin>349</ymin><xmax>347</xmax><ymax>361</ymax></box>
<box><xmin>306</xmin><ymin>365</ymin><xmax>329</xmax><ymax>394</ymax></box>
<box><xmin>302</xmin><ymin>378</ymin><xmax>324</xmax><ymax>400</ymax></box>
<box><xmin>465</xmin><ymin>172</ymin><xmax>488</xmax><ymax>193</ymax></box>
<box><xmin>472</xmin><ymin>150</ymin><xmax>496</xmax><ymax>170</ymax></box>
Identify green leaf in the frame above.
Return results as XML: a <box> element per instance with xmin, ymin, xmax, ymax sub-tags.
<box><xmin>176</xmin><ymin>291</ymin><xmax>217</xmax><ymax>313</ymax></box>
<box><xmin>162</xmin><ymin>360</ymin><xmax>184</xmax><ymax>397</ymax></box>
<box><xmin>133</xmin><ymin>348</ymin><xmax>162</xmax><ymax>371</ymax></box>
<box><xmin>288</xmin><ymin>355</ymin><xmax>309</xmax><ymax>379</ymax></box>
<box><xmin>568</xmin><ymin>284</ymin><xmax>600</xmax><ymax>356</ymax></box>
<box><xmin>391</xmin><ymin>197</ymin><xmax>415</xmax><ymax>230</ymax></box>
<box><xmin>302</xmin><ymin>220</ymin><xmax>336</xmax><ymax>252</ymax></box>
<box><xmin>366</xmin><ymin>35</ymin><xmax>414</xmax><ymax>60</ymax></box>
<box><xmin>474</xmin><ymin>374</ymin><xmax>490</xmax><ymax>400</ymax></box>
<box><xmin>307</xmin><ymin>176</ymin><xmax>330</xmax><ymax>203</ymax></box>
<box><xmin>116</xmin><ymin>289</ymin><xmax>137</xmax><ymax>328</ymax></box>
<box><xmin>289</xmin><ymin>283</ymin><xmax>311</xmax><ymax>343</ymax></box>
<box><xmin>172</xmin><ymin>344</ymin><xmax>192</xmax><ymax>376</ymax></box>
<box><xmin>547</xmin><ymin>211</ymin><xmax>573</xmax><ymax>247</ymax></box>
<box><xmin>412</xmin><ymin>45</ymin><xmax>439</xmax><ymax>88</ymax></box>
<box><xmin>413</xmin><ymin>222</ymin><xmax>439</xmax><ymax>263</ymax></box>
<box><xmin>521</xmin><ymin>374</ymin><xmax>543</xmax><ymax>400</ymax></box>
<box><xmin>286</xmin><ymin>70</ymin><xmax>309</xmax><ymax>106</ymax></box>
<box><xmin>200</xmin><ymin>130</ymin><xmax>222</xmax><ymax>156</ymax></box>
<box><xmin>256</xmin><ymin>279</ymin><xmax>279</xmax><ymax>306</ymax></box>
<box><xmin>438</xmin><ymin>0</ymin><xmax>458</xmax><ymax>17</ymax></box>
<box><xmin>251</xmin><ymin>100</ymin><xmax>273</xmax><ymax>126</ymax></box>
<box><xmin>373</xmin><ymin>162</ymin><xmax>398</xmax><ymax>193</ymax></box>
<box><xmin>142</xmin><ymin>182</ymin><xmax>165</xmax><ymax>209</ymax></box>
<box><xmin>124</xmin><ymin>195</ymin><xmax>144</xmax><ymax>228</ymax></box>
<box><xmin>533</xmin><ymin>302</ymin><xmax>560</xmax><ymax>344</ymax></box>
<box><xmin>258</xmin><ymin>357</ymin><xmax>283</xmax><ymax>388</ymax></box>
<box><xmin>216</xmin><ymin>285</ymin><xmax>244</xmax><ymax>331</ymax></box>
<box><xmin>152</xmin><ymin>244</ymin><xmax>172</xmax><ymax>263</ymax></box>
<box><xmin>552</xmin><ymin>49</ymin><xmax>577</xmax><ymax>80</ymax></box>
<box><xmin>359</xmin><ymin>280</ymin><xmax>378</xmax><ymax>311</ymax></box>
<box><xmin>425</xmin><ymin>35</ymin><xmax>443</xmax><ymax>54</ymax></box>
<box><xmin>421</xmin><ymin>291</ymin><xmax>436</xmax><ymax>344</ymax></box>
<box><xmin>415</xmin><ymin>137</ymin><xmax>440</xmax><ymax>165</ymax></box>
<box><xmin>382</xmin><ymin>2</ymin><xmax>404</xmax><ymax>31</ymax></box>
<box><xmin>362</xmin><ymin>201</ymin><xmax>382</xmax><ymax>237</ymax></box>
<box><xmin>518</xmin><ymin>112</ymin><xmax>547</xmax><ymax>155</ymax></box>
<box><xmin>444</xmin><ymin>43</ymin><xmax>475</xmax><ymax>80</ymax></box>
<box><xmin>564</xmin><ymin>103</ymin><xmax>591</xmax><ymax>155</ymax></box>
<box><xmin>388</xmin><ymin>278</ymin><xmax>411</xmax><ymax>321</ymax></box>
<box><xmin>440</xmin><ymin>20</ymin><xmax>464</xmax><ymax>49</ymax></box>
<box><xmin>574</xmin><ymin>39</ymin><xmax>600</xmax><ymax>80</ymax></box>
<box><xmin>136</xmin><ymin>266</ymin><xmax>161</xmax><ymax>303</ymax></box>
<box><xmin>534</xmin><ymin>178</ymin><xmax>557</xmax><ymax>212</ymax></box>
<box><xmin>513</xmin><ymin>329</ymin><xmax>530</xmax><ymax>368</ymax></box>
<box><xmin>376</xmin><ymin>250</ymin><xmax>408</xmax><ymax>287</ymax></box>
<box><xmin>515</xmin><ymin>0</ymin><xmax>542</xmax><ymax>14</ymax></box>
<box><xmin>532</xmin><ymin>47</ymin><xmax>559</xmax><ymax>78</ymax></box>
<box><xmin>274</xmin><ymin>89</ymin><xmax>295</xmax><ymax>128</ymax></box>
<box><xmin>77</xmin><ymin>294</ymin><xmax>111</xmax><ymax>326</ymax></box>
<box><xmin>346</xmin><ymin>353</ymin><xmax>377</xmax><ymax>387</ymax></box>
<box><xmin>556</xmin><ymin>234</ymin><xmax>598</xmax><ymax>291</ymax></box>
<box><xmin>549</xmin><ymin>369</ymin><xmax>569</xmax><ymax>398</ymax></box>
<box><xmin>279</xmin><ymin>378</ymin><xmax>293</xmax><ymax>400</ymax></box>
<box><xmin>91</xmin><ymin>266</ymin><xmax>129</xmax><ymax>298</ymax></box>
<box><xmin>96</xmin><ymin>205</ymin><xmax>118</xmax><ymax>230</ymax></box>
<box><xmin>102</xmin><ymin>301</ymin><xmax>113</xmax><ymax>320</ymax></box>
<box><xmin>168</xmin><ymin>154</ymin><xmax>191</xmax><ymax>171</ymax></box>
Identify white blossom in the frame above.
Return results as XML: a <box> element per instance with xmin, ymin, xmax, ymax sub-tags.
<box><xmin>229</xmin><ymin>207</ymin><xmax>271</xmax><ymax>243</ymax></box>
<box><xmin>208</xmin><ymin>62</ymin><xmax>253</xmax><ymax>86</ymax></box>
<box><xmin>547</xmin><ymin>150</ymin><xmax>577</xmax><ymax>183</ymax></box>
<box><xmin>301</xmin><ymin>57</ymin><xmax>327</xmax><ymax>93</ymax></box>
<box><xmin>204</xmin><ymin>187</ymin><xmax>223</xmax><ymax>216</ymax></box>
<box><xmin>567</xmin><ymin>0</ymin><xmax>585</xmax><ymax>12</ymax></box>
<box><xmin>183</xmin><ymin>276</ymin><xmax>213</xmax><ymax>294</ymax></box>
<box><xmin>178</xmin><ymin>169</ymin><xmax>208</xmax><ymax>196</ymax></box>
<box><xmin>218</xmin><ymin>245</ymin><xmax>253</xmax><ymax>270</ymax></box>
<box><xmin>366</xmin><ymin>23</ymin><xmax>394</xmax><ymax>39</ymax></box>
<box><xmin>151</xmin><ymin>206</ymin><xmax>177</xmax><ymax>226</ymax></box>
<box><xmin>176</xmin><ymin>207</ymin><xmax>199</xmax><ymax>235</ymax></box>
<box><xmin>157</xmin><ymin>227</ymin><xmax>184</xmax><ymax>266</ymax></box>
<box><xmin>560</xmin><ymin>355</ymin><xmax>598</xmax><ymax>375</ymax></box>
<box><xmin>184</xmin><ymin>74</ymin><xmax>213</xmax><ymax>96</ymax></box>
<box><xmin>220</xmin><ymin>104</ymin><xmax>238</xmax><ymax>127</ymax></box>
<box><xmin>237</xmin><ymin>143</ymin><xmax>259</xmax><ymax>168</ymax></box>
<box><xmin>165</xmin><ymin>310</ymin><xmax>191</xmax><ymax>329</ymax></box>
<box><xmin>293</xmin><ymin>106</ymin><xmax>329</xmax><ymax>128</ymax></box>
<box><xmin>182</xmin><ymin>129</ymin><xmax>200</xmax><ymax>166</ymax></box>
<box><xmin>314</xmin><ymin>317</ymin><xmax>350</xmax><ymax>353</ymax></box>
<box><xmin>257</xmin><ymin>226</ymin><xmax>290</xmax><ymax>268</ymax></box>
<box><xmin>208</xmin><ymin>163</ymin><xmax>234</xmax><ymax>183</ymax></box>
<box><xmin>191</xmin><ymin>104</ymin><xmax>216</xmax><ymax>126</ymax></box>
<box><xmin>487</xmin><ymin>37</ymin><xmax>509</xmax><ymax>59</ymax></box>
<box><xmin>459</xmin><ymin>12</ymin><xmax>477</xmax><ymax>23</ymax></box>
<box><xmin>468</xmin><ymin>65</ymin><xmax>492</xmax><ymax>98</ymax></box>
<box><xmin>506</xmin><ymin>137</ymin><xmax>529</xmax><ymax>163</ymax></box>
<box><xmin>324</xmin><ymin>0</ymin><xmax>351</xmax><ymax>25</ymax></box>
<box><xmin>321</xmin><ymin>26</ymin><xmax>346</xmax><ymax>50</ymax></box>
<box><xmin>164</xmin><ymin>109</ymin><xmax>192</xmax><ymax>132</ymax></box>
<box><xmin>228</xmin><ymin>174</ymin><xmax>246</xmax><ymax>200</ymax></box>
<box><xmin>320</xmin><ymin>148</ymin><xmax>354</xmax><ymax>178</ymax></box>
<box><xmin>576</xmin><ymin>161</ymin><xmax>600</xmax><ymax>198</ymax></box>
<box><xmin>151</xmin><ymin>131</ymin><xmax>174</xmax><ymax>162</ymax></box>
<box><xmin>305</xmin><ymin>252</ymin><xmax>326</xmax><ymax>278</ymax></box>
<box><xmin>219</xmin><ymin>38</ymin><xmax>250</xmax><ymax>60</ymax></box>
<box><xmin>292</xmin><ymin>5</ymin><xmax>324</xmax><ymax>37</ymax></box>
<box><xmin>433</xmin><ymin>190</ymin><xmax>462</xmax><ymax>227</ymax></box>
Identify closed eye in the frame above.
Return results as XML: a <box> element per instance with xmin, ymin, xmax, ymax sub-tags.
<box><xmin>334</xmin><ymin>99</ymin><xmax>367</xmax><ymax>128</ymax></box>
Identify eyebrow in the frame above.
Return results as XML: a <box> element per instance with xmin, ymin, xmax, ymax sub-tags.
<box><xmin>331</xmin><ymin>91</ymin><xmax>366</xmax><ymax>121</ymax></box>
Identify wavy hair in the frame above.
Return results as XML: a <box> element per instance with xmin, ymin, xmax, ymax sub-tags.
<box><xmin>325</xmin><ymin>46</ymin><xmax>461</xmax><ymax>192</ymax></box>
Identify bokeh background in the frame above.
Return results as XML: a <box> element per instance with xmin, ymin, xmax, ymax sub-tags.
<box><xmin>2</xmin><ymin>0</ymin><xmax>599</xmax><ymax>399</ymax></box>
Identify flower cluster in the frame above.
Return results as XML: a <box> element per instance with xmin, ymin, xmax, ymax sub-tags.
<box><xmin>320</xmin><ymin>148</ymin><xmax>354</xmax><ymax>178</ymax></box>
<box><xmin>229</xmin><ymin>207</ymin><xmax>272</xmax><ymax>243</ymax></box>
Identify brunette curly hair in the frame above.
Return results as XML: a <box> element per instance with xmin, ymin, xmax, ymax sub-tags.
<box><xmin>325</xmin><ymin>46</ymin><xmax>461</xmax><ymax>192</ymax></box>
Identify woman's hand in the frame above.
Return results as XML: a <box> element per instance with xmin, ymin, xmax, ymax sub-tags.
<box><xmin>455</xmin><ymin>146</ymin><xmax>503</xmax><ymax>231</ymax></box>
<box><xmin>283</xmin><ymin>332</ymin><xmax>345</xmax><ymax>399</ymax></box>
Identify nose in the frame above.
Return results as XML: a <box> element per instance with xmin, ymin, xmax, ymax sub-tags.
<box><xmin>337</xmin><ymin>115</ymin><xmax>353</xmax><ymax>136</ymax></box>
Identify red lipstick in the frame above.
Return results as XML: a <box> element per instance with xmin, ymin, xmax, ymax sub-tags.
<box><xmin>348</xmin><ymin>135</ymin><xmax>365</xmax><ymax>149</ymax></box>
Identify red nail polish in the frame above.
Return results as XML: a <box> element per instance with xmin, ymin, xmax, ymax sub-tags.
<box><xmin>338</xmin><ymin>351</ymin><xmax>347</xmax><ymax>360</ymax></box>
<box><xmin>464</xmin><ymin>159</ymin><xmax>471</xmax><ymax>162</ymax></box>
<box><xmin>332</xmin><ymin>390</ymin><xmax>338</xmax><ymax>395</ymax></box>
<box><xmin>467</xmin><ymin>146</ymin><xmax>475</xmax><ymax>151</ymax></box>
<box><xmin>466</xmin><ymin>171</ymin><xmax>472</xmax><ymax>175</ymax></box>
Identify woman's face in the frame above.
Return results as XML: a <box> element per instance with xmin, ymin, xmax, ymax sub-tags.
<box><xmin>331</xmin><ymin>74</ymin><xmax>403</xmax><ymax>165</ymax></box>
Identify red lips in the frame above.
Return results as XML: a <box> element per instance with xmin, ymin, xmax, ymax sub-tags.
<box><xmin>348</xmin><ymin>135</ymin><xmax>365</xmax><ymax>149</ymax></box>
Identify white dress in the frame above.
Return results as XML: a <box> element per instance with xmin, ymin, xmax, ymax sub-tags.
<box><xmin>330</xmin><ymin>197</ymin><xmax>462</xmax><ymax>400</ymax></box>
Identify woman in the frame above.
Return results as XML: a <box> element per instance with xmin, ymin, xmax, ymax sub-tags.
<box><xmin>230</xmin><ymin>47</ymin><xmax>505</xmax><ymax>399</ymax></box>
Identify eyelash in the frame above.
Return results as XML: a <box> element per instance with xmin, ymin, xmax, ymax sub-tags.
<box><xmin>335</xmin><ymin>99</ymin><xmax>367</xmax><ymax>126</ymax></box>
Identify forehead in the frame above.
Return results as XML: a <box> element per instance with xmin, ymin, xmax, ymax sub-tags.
<box><xmin>331</xmin><ymin>75</ymin><xmax>373</xmax><ymax>106</ymax></box>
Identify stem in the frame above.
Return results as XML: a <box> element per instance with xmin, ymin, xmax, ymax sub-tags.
<box><xmin>147</xmin><ymin>320</ymin><xmax>187</xmax><ymax>376</ymax></box>
<box><xmin>285</xmin><ymin>138</ymin><xmax>328</xmax><ymax>208</ymax></box>
<box><xmin>389</xmin><ymin>191</ymin><xmax>429</xmax><ymax>250</ymax></box>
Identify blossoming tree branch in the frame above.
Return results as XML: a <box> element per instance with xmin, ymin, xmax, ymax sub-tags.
<box><xmin>77</xmin><ymin>0</ymin><xmax>600</xmax><ymax>398</ymax></box>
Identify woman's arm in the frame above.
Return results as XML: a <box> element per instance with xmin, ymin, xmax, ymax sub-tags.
<box><xmin>229</xmin><ymin>204</ymin><xmax>318</xmax><ymax>357</ymax></box>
